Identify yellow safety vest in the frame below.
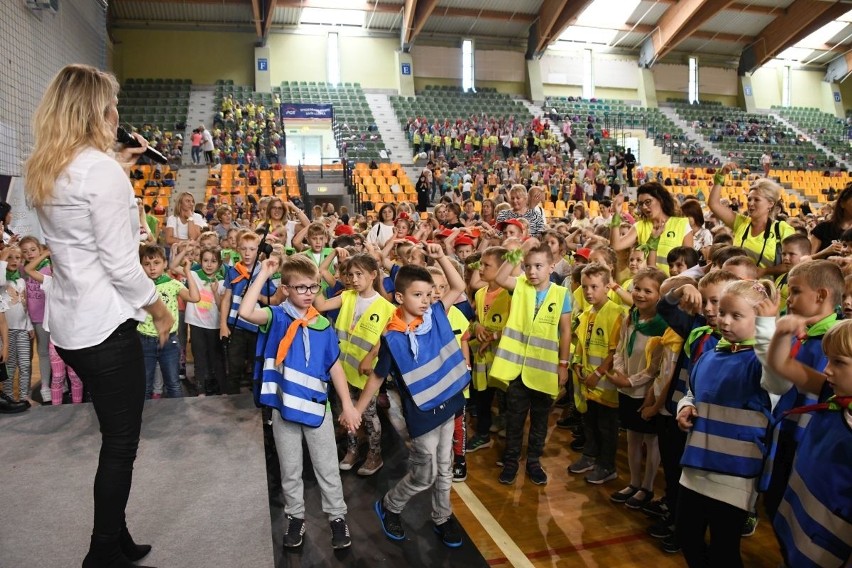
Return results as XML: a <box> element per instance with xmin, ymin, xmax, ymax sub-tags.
<box><xmin>335</xmin><ymin>291</ymin><xmax>395</xmax><ymax>389</ymax></box>
<box><xmin>634</xmin><ymin>216</ymin><xmax>689</xmax><ymax>275</ymax></box>
<box><xmin>412</xmin><ymin>132</ymin><xmax>421</xmax><ymax>144</ymax></box>
<box><xmin>472</xmin><ymin>286</ymin><xmax>511</xmax><ymax>391</ymax></box>
<box><xmin>490</xmin><ymin>277</ymin><xmax>567</xmax><ymax>397</ymax></box>
<box><xmin>447</xmin><ymin>305</ymin><xmax>471</xmax><ymax>399</ymax></box>
<box><xmin>574</xmin><ymin>300</ymin><xmax>624</xmax><ymax>407</ymax></box>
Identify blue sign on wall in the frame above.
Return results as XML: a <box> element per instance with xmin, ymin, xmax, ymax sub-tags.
<box><xmin>280</xmin><ymin>103</ymin><xmax>334</xmax><ymax>119</ymax></box>
<box><xmin>835</xmin><ymin>91</ymin><xmax>842</xmax><ymax>102</ymax></box>
<box><xmin>744</xmin><ymin>85</ymin><xmax>752</xmax><ymax>96</ymax></box>
<box><xmin>401</xmin><ymin>63</ymin><xmax>411</xmax><ymax>76</ymax></box>
<box><xmin>257</xmin><ymin>58</ymin><xmax>268</xmax><ymax>71</ymax></box>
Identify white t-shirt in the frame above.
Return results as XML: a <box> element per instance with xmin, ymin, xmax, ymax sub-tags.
<box><xmin>352</xmin><ymin>292</ymin><xmax>380</xmax><ymax>330</ymax></box>
<box><xmin>166</xmin><ymin>213</ymin><xmax>207</xmax><ymax>240</ymax></box>
<box><xmin>184</xmin><ymin>271</ymin><xmax>224</xmax><ymax>329</ymax></box>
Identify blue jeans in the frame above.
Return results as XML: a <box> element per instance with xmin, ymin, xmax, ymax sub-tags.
<box><xmin>140</xmin><ymin>332</ymin><xmax>182</xmax><ymax>398</ymax></box>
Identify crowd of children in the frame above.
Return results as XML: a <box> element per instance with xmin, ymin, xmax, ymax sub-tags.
<box><xmin>1</xmin><ymin>165</ymin><xmax>850</xmax><ymax>567</ymax></box>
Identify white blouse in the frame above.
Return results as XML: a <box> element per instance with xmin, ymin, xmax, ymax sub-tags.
<box><xmin>36</xmin><ymin>147</ymin><xmax>158</xmax><ymax>349</ymax></box>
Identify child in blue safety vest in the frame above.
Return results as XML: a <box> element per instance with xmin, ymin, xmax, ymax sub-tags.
<box><xmin>353</xmin><ymin>243</ymin><xmax>470</xmax><ymax>548</ymax></box>
<box><xmin>753</xmin><ymin>260</ymin><xmax>843</xmax><ymax>521</ymax></box>
<box><xmin>765</xmin><ymin>317</ymin><xmax>851</xmax><ymax>568</ymax></box>
<box><xmin>238</xmin><ymin>254</ymin><xmax>360</xmax><ymax>551</ymax></box>
<box><xmin>675</xmin><ymin>279</ymin><xmax>790</xmax><ymax>568</ymax></box>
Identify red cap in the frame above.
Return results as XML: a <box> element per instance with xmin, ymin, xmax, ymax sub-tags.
<box><xmin>334</xmin><ymin>224</ymin><xmax>354</xmax><ymax>236</ymax></box>
<box><xmin>454</xmin><ymin>236</ymin><xmax>475</xmax><ymax>248</ymax></box>
<box><xmin>574</xmin><ymin>247</ymin><xmax>592</xmax><ymax>261</ymax></box>
<box><xmin>397</xmin><ymin>211</ymin><xmax>410</xmax><ymax>221</ymax></box>
<box><xmin>403</xmin><ymin>235</ymin><xmax>420</xmax><ymax>244</ymax></box>
<box><xmin>435</xmin><ymin>228</ymin><xmax>454</xmax><ymax>239</ymax></box>
<box><xmin>497</xmin><ymin>218</ymin><xmax>524</xmax><ymax>232</ymax></box>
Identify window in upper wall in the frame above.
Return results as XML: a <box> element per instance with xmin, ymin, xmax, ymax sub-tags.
<box><xmin>462</xmin><ymin>39</ymin><xmax>475</xmax><ymax>93</ymax></box>
<box><xmin>328</xmin><ymin>32</ymin><xmax>340</xmax><ymax>86</ymax></box>
<box><xmin>688</xmin><ymin>57</ymin><xmax>699</xmax><ymax>104</ymax></box>
<box><xmin>582</xmin><ymin>49</ymin><xmax>593</xmax><ymax>99</ymax></box>
<box><xmin>782</xmin><ymin>65</ymin><xmax>791</xmax><ymax>108</ymax></box>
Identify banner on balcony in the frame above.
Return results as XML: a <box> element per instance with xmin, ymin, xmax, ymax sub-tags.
<box><xmin>280</xmin><ymin>103</ymin><xmax>334</xmax><ymax>119</ymax></box>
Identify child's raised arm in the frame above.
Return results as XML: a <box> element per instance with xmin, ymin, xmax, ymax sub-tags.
<box><xmin>23</xmin><ymin>248</ymin><xmax>51</xmax><ymax>284</ymax></box>
<box><xmin>237</xmin><ymin>258</ymin><xmax>277</xmax><ymax>326</ymax></box>
<box><xmin>426</xmin><ymin>243</ymin><xmax>465</xmax><ymax>311</ymax></box>
<box><xmin>766</xmin><ymin>315</ymin><xmax>826</xmax><ymax>396</ymax></box>
<box><xmin>178</xmin><ymin>258</ymin><xmax>201</xmax><ymax>304</ymax></box>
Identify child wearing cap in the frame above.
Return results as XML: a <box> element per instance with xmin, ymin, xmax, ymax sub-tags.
<box><xmin>497</xmin><ymin>219</ymin><xmax>527</xmax><ymax>240</ymax></box>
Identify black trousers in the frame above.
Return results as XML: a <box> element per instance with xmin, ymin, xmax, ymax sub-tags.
<box><xmin>676</xmin><ymin>485</ymin><xmax>748</xmax><ymax>568</ymax></box>
<box><xmin>56</xmin><ymin>319</ymin><xmax>145</xmax><ymax>540</ymax></box>
<box><xmin>503</xmin><ymin>378</ymin><xmax>552</xmax><ymax>464</ymax></box>
<box><xmin>474</xmin><ymin>387</ymin><xmax>496</xmax><ymax>437</ymax></box>
<box><xmin>657</xmin><ymin>414</ymin><xmax>687</xmax><ymax>515</ymax></box>
<box><xmin>224</xmin><ymin>327</ymin><xmax>257</xmax><ymax>395</ymax></box>
<box><xmin>189</xmin><ymin>325</ymin><xmax>225</xmax><ymax>395</ymax></box>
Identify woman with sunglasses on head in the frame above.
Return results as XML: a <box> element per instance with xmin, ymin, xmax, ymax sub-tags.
<box><xmin>610</xmin><ymin>182</ymin><xmax>693</xmax><ymax>275</ymax></box>
<box><xmin>809</xmin><ymin>182</ymin><xmax>852</xmax><ymax>258</ymax></box>
<box><xmin>25</xmin><ymin>64</ymin><xmax>172</xmax><ymax>568</ymax></box>
<box><xmin>708</xmin><ymin>162</ymin><xmax>795</xmax><ymax>277</ymax></box>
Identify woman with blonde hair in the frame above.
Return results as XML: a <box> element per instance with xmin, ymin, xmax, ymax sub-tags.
<box><xmin>495</xmin><ymin>184</ymin><xmax>546</xmax><ymax>237</ymax></box>
<box><xmin>709</xmin><ymin>163</ymin><xmax>794</xmax><ymax>276</ymax></box>
<box><xmin>25</xmin><ymin>64</ymin><xmax>172</xmax><ymax>567</ymax></box>
<box><xmin>164</xmin><ymin>191</ymin><xmax>206</xmax><ymax>246</ymax></box>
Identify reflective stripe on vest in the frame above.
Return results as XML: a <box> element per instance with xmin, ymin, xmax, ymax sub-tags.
<box><xmin>489</xmin><ymin>277</ymin><xmax>566</xmax><ymax>397</ymax></box>
<box><xmin>385</xmin><ymin>306</ymin><xmax>469</xmax><ymax>411</ymax></box>
<box><xmin>773</xmin><ymin>410</ymin><xmax>852</xmax><ymax>568</ymax></box>
<box><xmin>575</xmin><ymin>300</ymin><xmax>623</xmax><ymax>406</ymax></box>
<box><xmin>260</xmin><ymin>359</ymin><xmax>328</xmax><ymax>427</ymax></box>
<box><xmin>681</xmin><ymin>401</ymin><xmax>769</xmax><ymax>477</ymax></box>
<box><xmin>334</xmin><ymin>291</ymin><xmax>394</xmax><ymax>389</ymax></box>
<box><xmin>471</xmin><ymin>287</ymin><xmax>510</xmax><ymax>391</ymax></box>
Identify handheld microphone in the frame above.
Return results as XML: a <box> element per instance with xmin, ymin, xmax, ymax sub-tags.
<box><xmin>116</xmin><ymin>127</ymin><xmax>168</xmax><ymax>165</ymax></box>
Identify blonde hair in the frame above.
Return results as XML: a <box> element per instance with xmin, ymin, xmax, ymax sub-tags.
<box><xmin>749</xmin><ymin>178</ymin><xmax>783</xmax><ymax>218</ymax></box>
<box><xmin>172</xmin><ymin>192</ymin><xmax>195</xmax><ymax>217</ymax></box>
<box><xmin>25</xmin><ymin>65</ymin><xmax>120</xmax><ymax>207</ymax></box>
<box><xmin>509</xmin><ymin>184</ymin><xmax>528</xmax><ymax>198</ymax></box>
<box><xmin>721</xmin><ymin>279</ymin><xmax>777</xmax><ymax>308</ymax></box>
<box><xmin>822</xmin><ymin>319</ymin><xmax>852</xmax><ymax>359</ymax></box>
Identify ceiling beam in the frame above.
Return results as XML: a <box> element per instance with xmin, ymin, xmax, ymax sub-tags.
<box><xmin>650</xmin><ymin>0</ymin><xmax>787</xmax><ymax>16</ymax></box>
<box><xmin>409</xmin><ymin>0</ymin><xmax>439</xmax><ymax>44</ymax></box>
<box><xmin>627</xmin><ymin>23</ymin><xmax>751</xmax><ymax>43</ymax></box>
<box><xmin>432</xmin><ymin>7</ymin><xmax>535</xmax><ymax>23</ymax></box>
<box><xmin>738</xmin><ymin>0</ymin><xmax>850</xmax><ymax>75</ymax></box>
<box><xmin>533</xmin><ymin>0</ymin><xmax>569</xmax><ymax>55</ymax></box>
<box><xmin>401</xmin><ymin>0</ymin><xmax>416</xmax><ymax>45</ymax></box>
<box><xmin>535</xmin><ymin>0</ymin><xmax>594</xmax><ymax>55</ymax></box>
<box><xmin>261</xmin><ymin>0</ymin><xmax>277</xmax><ymax>39</ymax></box>
<box><xmin>250</xmin><ymin>0</ymin><xmax>263</xmax><ymax>38</ymax></box>
<box><xmin>638</xmin><ymin>0</ymin><xmax>736</xmax><ymax>66</ymax></box>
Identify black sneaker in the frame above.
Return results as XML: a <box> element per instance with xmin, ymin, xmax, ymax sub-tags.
<box><xmin>662</xmin><ymin>534</ymin><xmax>681</xmax><ymax>553</ymax></box>
<box><xmin>641</xmin><ymin>499</ymin><xmax>669</xmax><ymax>519</ymax></box>
<box><xmin>498</xmin><ymin>460</ymin><xmax>519</xmax><ymax>484</ymax></box>
<box><xmin>330</xmin><ymin>518</ymin><xmax>351</xmax><ymax>549</ymax></box>
<box><xmin>283</xmin><ymin>515</ymin><xmax>305</xmax><ymax>548</ymax></box>
<box><xmin>556</xmin><ymin>414</ymin><xmax>582</xmax><ymax>429</ymax></box>
<box><xmin>452</xmin><ymin>460</ymin><xmax>467</xmax><ymax>483</ymax></box>
<box><xmin>526</xmin><ymin>462</ymin><xmax>548</xmax><ymax>486</ymax></box>
<box><xmin>648</xmin><ymin>518</ymin><xmax>674</xmax><ymax>539</ymax></box>
<box><xmin>374</xmin><ymin>499</ymin><xmax>405</xmax><ymax>541</ymax></box>
<box><xmin>569</xmin><ymin>436</ymin><xmax>586</xmax><ymax>452</ymax></box>
<box><xmin>433</xmin><ymin>517</ymin><xmax>463</xmax><ymax>548</ymax></box>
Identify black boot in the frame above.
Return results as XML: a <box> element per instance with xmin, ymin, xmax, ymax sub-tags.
<box><xmin>0</xmin><ymin>391</ymin><xmax>29</xmax><ymax>414</ymax></box>
<box><xmin>119</xmin><ymin>525</ymin><xmax>152</xmax><ymax>562</ymax></box>
<box><xmin>81</xmin><ymin>535</ymin><xmax>155</xmax><ymax>568</ymax></box>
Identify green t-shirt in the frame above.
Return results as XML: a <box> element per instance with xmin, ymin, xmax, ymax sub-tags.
<box><xmin>138</xmin><ymin>279</ymin><xmax>185</xmax><ymax>337</ymax></box>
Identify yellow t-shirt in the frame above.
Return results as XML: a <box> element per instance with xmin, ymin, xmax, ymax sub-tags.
<box><xmin>732</xmin><ymin>214</ymin><xmax>795</xmax><ymax>268</ymax></box>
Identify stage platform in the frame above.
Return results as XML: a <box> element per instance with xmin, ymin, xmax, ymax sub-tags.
<box><xmin>0</xmin><ymin>395</ymin><xmax>273</xmax><ymax>568</ymax></box>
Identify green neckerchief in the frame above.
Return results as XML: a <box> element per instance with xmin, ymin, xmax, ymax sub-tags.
<box><xmin>684</xmin><ymin>325</ymin><xmax>715</xmax><ymax>357</ymax></box>
<box><xmin>35</xmin><ymin>258</ymin><xmax>51</xmax><ymax>271</ymax></box>
<box><xmin>715</xmin><ymin>338</ymin><xmax>757</xmax><ymax>352</ymax></box>
<box><xmin>636</xmin><ymin>235</ymin><xmax>660</xmax><ymax>254</ymax></box>
<box><xmin>627</xmin><ymin>309</ymin><xmax>669</xmax><ymax>356</ymax></box>
<box><xmin>153</xmin><ymin>274</ymin><xmax>172</xmax><ymax>286</ymax></box>
<box><xmin>221</xmin><ymin>248</ymin><xmax>241</xmax><ymax>263</ymax></box>
<box><xmin>5</xmin><ymin>269</ymin><xmax>21</xmax><ymax>282</ymax></box>
<box><xmin>193</xmin><ymin>268</ymin><xmax>223</xmax><ymax>284</ymax></box>
<box><xmin>803</xmin><ymin>313</ymin><xmax>837</xmax><ymax>340</ymax></box>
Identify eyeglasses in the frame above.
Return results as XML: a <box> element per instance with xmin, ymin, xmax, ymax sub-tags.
<box><xmin>286</xmin><ymin>284</ymin><xmax>320</xmax><ymax>295</ymax></box>
<box><xmin>637</xmin><ymin>198</ymin><xmax>655</xmax><ymax>209</ymax></box>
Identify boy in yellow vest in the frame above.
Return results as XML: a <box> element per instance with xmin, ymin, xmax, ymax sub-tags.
<box><xmin>568</xmin><ymin>262</ymin><xmax>624</xmax><ymax>485</ymax></box>
<box><xmin>490</xmin><ymin>239</ymin><xmax>573</xmax><ymax>486</ymax></box>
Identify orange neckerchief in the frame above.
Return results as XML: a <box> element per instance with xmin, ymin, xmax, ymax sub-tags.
<box><xmin>230</xmin><ymin>262</ymin><xmax>251</xmax><ymax>284</ymax></box>
<box><xmin>275</xmin><ymin>306</ymin><xmax>320</xmax><ymax>365</ymax></box>
<box><xmin>386</xmin><ymin>307</ymin><xmax>423</xmax><ymax>334</ymax></box>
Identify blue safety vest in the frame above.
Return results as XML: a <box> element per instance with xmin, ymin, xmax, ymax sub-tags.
<box><xmin>667</xmin><ymin>330</ymin><xmax>719</xmax><ymax>416</ymax></box>
<box><xmin>257</xmin><ymin>308</ymin><xmax>339</xmax><ymax>427</ymax></box>
<box><xmin>681</xmin><ymin>347</ymin><xmax>771</xmax><ymax>478</ymax></box>
<box><xmin>225</xmin><ymin>264</ymin><xmax>277</xmax><ymax>332</ymax></box>
<box><xmin>773</xmin><ymin>409</ymin><xmax>852</xmax><ymax>568</ymax></box>
<box><xmin>384</xmin><ymin>306</ymin><xmax>470</xmax><ymax>411</ymax></box>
